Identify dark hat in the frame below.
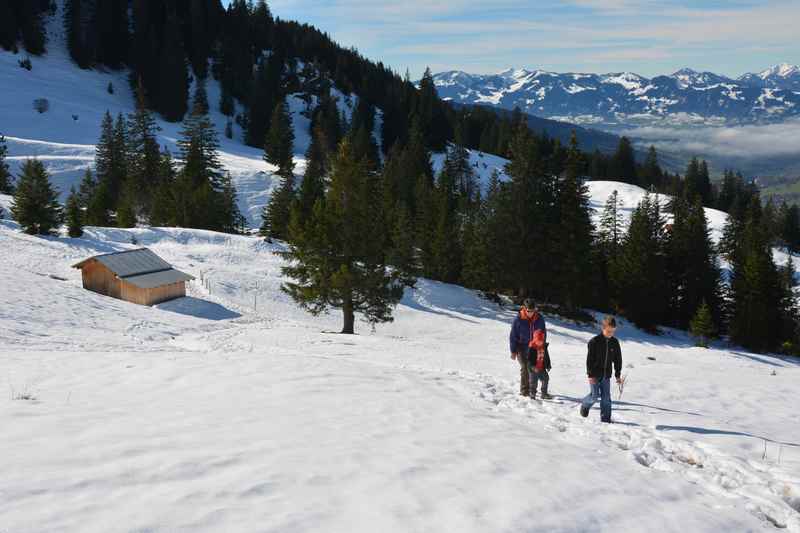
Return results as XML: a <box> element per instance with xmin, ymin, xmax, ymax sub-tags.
<box><xmin>522</xmin><ymin>298</ymin><xmax>535</xmax><ymax>310</ymax></box>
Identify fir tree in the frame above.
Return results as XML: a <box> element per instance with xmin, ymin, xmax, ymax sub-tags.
<box><xmin>220</xmin><ymin>86</ymin><xmax>234</xmax><ymax>117</ymax></box>
<box><xmin>460</xmin><ymin>195</ymin><xmax>491</xmax><ymax>292</ymax></box>
<box><xmin>264</xmin><ymin>98</ymin><xmax>295</xmax><ymax>174</ymax></box>
<box><xmin>246</xmin><ymin>53</ymin><xmax>283</xmax><ymax>147</ymax></box>
<box><xmin>640</xmin><ymin>145</ymin><xmax>662</xmax><ymax>189</ymax></box>
<box><xmin>780</xmin><ymin>203</ymin><xmax>800</xmax><ymax>253</ymax></box>
<box><xmin>555</xmin><ymin>133</ymin><xmax>595</xmax><ymax>310</ymax></box>
<box><xmin>217</xmin><ymin>172</ymin><xmax>243</xmax><ymax>233</ymax></box>
<box><xmin>192</xmin><ymin>78</ymin><xmax>210</xmax><ymax>116</ymax></box>
<box><xmin>690</xmin><ymin>300</ymin><xmax>716</xmax><ymax>348</ymax></box>
<box><xmin>116</xmin><ymin>180</ymin><xmax>138</xmax><ymax>228</ymax></box>
<box><xmin>11</xmin><ymin>159</ymin><xmax>62</xmax><ymax>235</ymax></box>
<box><xmin>156</xmin><ymin>11</ymin><xmax>189</xmax><ymax>122</ymax></box>
<box><xmin>610</xmin><ymin>136</ymin><xmax>637</xmax><ymax>185</ymax></box>
<box><xmin>612</xmin><ymin>192</ymin><xmax>668</xmax><ymax>330</ymax></box>
<box><xmin>94</xmin><ymin>111</ymin><xmax>128</xmax><ymax>209</ymax></box>
<box><xmin>19</xmin><ymin>1</ymin><xmax>46</xmax><ymax>55</ymax></box>
<box><xmin>175</xmin><ymin>112</ymin><xmax>224</xmax><ymax>229</ymax></box>
<box><xmin>386</xmin><ymin>202</ymin><xmax>419</xmax><ymax>287</ymax></box>
<box><xmin>261</xmin><ymin>170</ymin><xmax>295</xmax><ymax>240</ymax></box>
<box><xmin>126</xmin><ymin>88</ymin><xmax>162</xmax><ymax>217</ymax></box>
<box><xmin>726</xmin><ymin>205</ymin><xmax>784</xmax><ymax>352</ymax></box>
<box><xmin>598</xmin><ymin>190</ymin><xmax>624</xmax><ymax>252</ymax></box>
<box><xmin>0</xmin><ymin>0</ymin><xmax>18</xmax><ymax>52</ymax></box>
<box><xmin>65</xmin><ymin>187</ymin><xmax>84</xmax><ymax>237</ymax></box>
<box><xmin>78</xmin><ymin>168</ymin><xmax>97</xmax><ymax>208</ymax></box>
<box><xmin>64</xmin><ymin>0</ymin><xmax>90</xmax><ymax>68</ymax></box>
<box><xmin>0</xmin><ymin>134</ymin><xmax>13</xmax><ymax>194</ymax></box>
<box><xmin>150</xmin><ymin>148</ymin><xmax>178</xmax><ymax>227</ymax></box>
<box><xmin>281</xmin><ymin>138</ymin><xmax>406</xmax><ymax>334</ymax></box>
<box><xmin>296</xmin><ymin>124</ymin><xmax>328</xmax><ymax>227</ymax></box>
<box><xmin>665</xmin><ymin>197</ymin><xmax>722</xmax><ymax>329</ymax></box>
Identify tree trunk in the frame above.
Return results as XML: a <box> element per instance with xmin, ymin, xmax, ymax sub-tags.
<box><xmin>341</xmin><ymin>297</ymin><xmax>355</xmax><ymax>334</ymax></box>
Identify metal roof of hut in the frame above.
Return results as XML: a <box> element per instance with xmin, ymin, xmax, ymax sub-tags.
<box><xmin>72</xmin><ymin>248</ymin><xmax>194</xmax><ymax>290</ymax></box>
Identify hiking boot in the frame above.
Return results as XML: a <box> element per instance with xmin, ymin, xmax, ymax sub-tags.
<box><xmin>520</xmin><ymin>390</ymin><xmax>530</xmax><ymax>398</ymax></box>
<box><xmin>580</xmin><ymin>405</ymin><xmax>589</xmax><ymax>418</ymax></box>
<box><xmin>541</xmin><ymin>392</ymin><xmax>553</xmax><ymax>400</ymax></box>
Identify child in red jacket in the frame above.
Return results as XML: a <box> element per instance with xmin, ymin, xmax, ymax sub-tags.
<box><xmin>529</xmin><ymin>329</ymin><xmax>552</xmax><ymax>400</ymax></box>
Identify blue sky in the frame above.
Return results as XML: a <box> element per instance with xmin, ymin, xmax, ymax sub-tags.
<box><xmin>233</xmin><ymin>0</ymin><xmax>799</xmax><ymax>78</ymax></box>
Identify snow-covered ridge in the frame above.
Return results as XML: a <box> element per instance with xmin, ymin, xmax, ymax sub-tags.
<box><xmin>432</xmin><ymin>64</ymin><xmax>800</xmax><ymax>129</ymax></box>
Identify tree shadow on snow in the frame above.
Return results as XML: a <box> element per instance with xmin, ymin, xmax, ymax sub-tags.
<box><xmin>156</xmin><ymin>297</ymin><xmax>241</xmax><ymax>321</ymax></box>
<box><xmin>655</xmin><ymin>425</ymin><xmax>800</xmax><ymax>448</ymax></box>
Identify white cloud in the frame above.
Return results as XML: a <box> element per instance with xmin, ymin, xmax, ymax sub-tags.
<box><xmin>625</xmin><ymin>119</ymin><xmax>800</xmax><ymax>159</ymax></box>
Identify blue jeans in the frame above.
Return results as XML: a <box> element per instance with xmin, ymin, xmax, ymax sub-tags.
<box><xmin>582</xmin><ymin>378</ymin><xmax>612</xmax><ymax>422</ymax></box>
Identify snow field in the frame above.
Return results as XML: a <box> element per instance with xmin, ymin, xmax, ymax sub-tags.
<box><xmin>1</xmin><ymin>212</ymin><xmax>799</xmax><ymax>531</ymax></box>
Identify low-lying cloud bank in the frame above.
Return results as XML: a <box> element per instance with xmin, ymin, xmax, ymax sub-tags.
<box><xmin>625</xmin><ymin>119</ymin><xmax>800</xmax><ymax>161</ymax></box>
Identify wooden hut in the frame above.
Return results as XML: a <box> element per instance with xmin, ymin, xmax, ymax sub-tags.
<box><xmin>72</xmin><ymin>248</ymin><xmax>194</xmax><ymax>306</ymax></box>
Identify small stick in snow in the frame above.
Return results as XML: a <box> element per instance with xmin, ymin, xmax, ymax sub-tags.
<box><xmin>762</xmin><ymin>439</ymin><xmax>768</xmax><ymax>461</ymax></box>
<box><xmin>618</xmin><ymin>373</ymin><xmax>628</xmax><ymax>400</ymax></box>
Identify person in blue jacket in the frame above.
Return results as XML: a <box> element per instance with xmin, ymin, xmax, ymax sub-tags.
<box><xmin>509</xmin><ymin>298</ymin><xmax>548</xmax><ymax>398</ymax></box>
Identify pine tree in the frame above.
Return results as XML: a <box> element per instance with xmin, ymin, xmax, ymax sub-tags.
<box><xmin>126</xmin><ymin>88</ymin><xmax>162</xmax><ymax>218</ymax></box>
<box><xmin>150</xmin><ymin>148</ymin><xmax>178</xmax><ymax>227</ymax></box>
<box><xmin>0</xmin><ymin>134</ymin><xmax>13</xmax><ymax>194</ymax></box>
<box><xmin>665</xmin><ymin>197</ymin><xmax>722</xmax><ymax>329</ymax></box>
<box><xmin>461</xmin><ymin>195</ymin><xmax>491</xmax><ymax>291</ymax></box>
<box><xmin>261</xmin><ymin>170</ymin><xmax>295</xmax><ymax>240</ymax></box>
<box><xmin>780</xmin><ymin>203</ymin><xmax>800</xmax><ymax>253</ymax></box>
<box><xmin>192</xmin><ymin>78</ymin><xmax>210</xmax><ymax>116</ymax></box>
<box><xmin>94</xmin><ymin>111</ymin><xmax>128</xmax><ymax>209</ymax></box>
<box><xmin>281</xmin><ymin>138</ymin><xmax>406</xmax><ymax>334</ymax></box>
<box><xmin>216</xmin><ymin>172</ymin><xmax>242</xmax><ymax>233</ymax></box>
<box><xmin>0</xmin><ymin>0</ymin><xmax>18</xmax><ymax>52</ymax></box>
<box><xmin>612</xmin><ymin>192</ymin><xmax>668</xmax><ymax>330</ymax></box>
<box><xmin>726</xmin><ymin>205</ymin><xmax>784</xmax><ymax>352</ymax></box>
<box><xmin>220</xmin><ymin>86</ymin><xmax>234</xmax><ymax>117</ymax></box>
<box><xmin>19</xmin><ymin>1</ymin><xmax>46</xmax><ymax>55</ymax></box>
<box><xmin>690</xmin><ymin>300</ymin><xmax>716</xmax><ymax>348</ymax></box>
<box><xmin>246</xmin><ymin>54</ymin><xmax>283</xmax><ymax>147</ymax></box>
<box><xmin>64</xmin><ymin>0</ymin><xmax>90</xmax><ymax>68</ymax></box>
<box><xmin>11</xmin><ymin>159</ymin><xmax>62</xmax><ymax>235</ymax></box>
<box><xmin>598</xmin><ymin>190</ymin><xmax>624</xmax><ymax>252</ymax></box>
<box><xmin>555</xmin><ymin>133</ymin><xmax>595</xmax><ymax>310</ymax></box>
<box><xmin>175</xmin><ymin>111</ymin><xmax>224</xmax><ymax>229</ymax></box>
<box><xmin>296</xmin><ymin>124</ymin><xmax>328</xmax><ymax>227</ymax></box>
<box><xmin>264</xmin><ymin>98</ymin><xmax>295</xmax><ymax>174</ymax></box>
<box><xmin>610</xmin><ymin>136</ymin><xmax>637</xmax><ymax>185</ymax></box>
<box><xmin>156</xmin><ymin>11</ymin><xmax>189</xmax><ymax>122</ymax></box>
<box><xmin>386</xmin><ymin>202</ymin><xmax>419</xmax><ymax>287</ymax></box>
<box><xmin>94</xmin><ymin>0</ymin><xmax>128</xmax><ymax>68</ymax></box>
<box><xmin>640</xmin><ymin>145</ymin><xmax>662</xmax><ymax>189</ymax></box>
<box><xmin>65</xmin><ymin>187</ymin><xmax>84</xmax><ymax>237</ymax></box>
<box><xmin>116</xmin><ymin>180</ymin><xmax>137</xmax><ymax>228</ymax></box>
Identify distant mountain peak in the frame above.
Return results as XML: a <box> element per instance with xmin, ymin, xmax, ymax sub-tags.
<box><xmin>759</xmin><ymin>63</ymin><xmax>800</xmax><ymax>79</ymax></box>
<box><xmin>431</xmin><ymin>64</ymin><xmax>800</xmax><ymax>130</ymax></box>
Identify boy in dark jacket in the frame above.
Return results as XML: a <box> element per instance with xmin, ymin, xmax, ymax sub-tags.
<box><xmin>580</xmin><ymin>316</ymin><xmax>622</xmax><ymax>423</ymax></box>
<box><xmin>509</xmin><ymin>299</ymin><xmax>550</xmax><ymax>399</ymax></box>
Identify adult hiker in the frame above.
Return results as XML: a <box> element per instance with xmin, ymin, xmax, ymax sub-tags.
<box><xmin>509</xmin><ymin>298</ymin><xmax>550</xmax><ymax>399</ymax></box>
<box><xmin>580</xmin><ymin>315</ymin><xmax>622</xmax><ymax>423</ymax></box>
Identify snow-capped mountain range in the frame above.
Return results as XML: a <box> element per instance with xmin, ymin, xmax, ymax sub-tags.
<box><xmin>432</xmin><ymin>64</ymin><xmax>800</xmax><ymax>129</ymax></box>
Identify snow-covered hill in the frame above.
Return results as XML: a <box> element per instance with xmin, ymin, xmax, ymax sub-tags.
<box><xmin>0</xmin><ymin>8</ymin><xmax>510</xmax><ymax>229</ymax></box>
<box><xmin>432</xmin><ymin>65</ymin><xmax>800</xmax><ymax>129</ymax></box>
<box><xmin>1</xmin><ymin>196</ymin><xmax>800</xmax><ymax>531</ymax></box>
